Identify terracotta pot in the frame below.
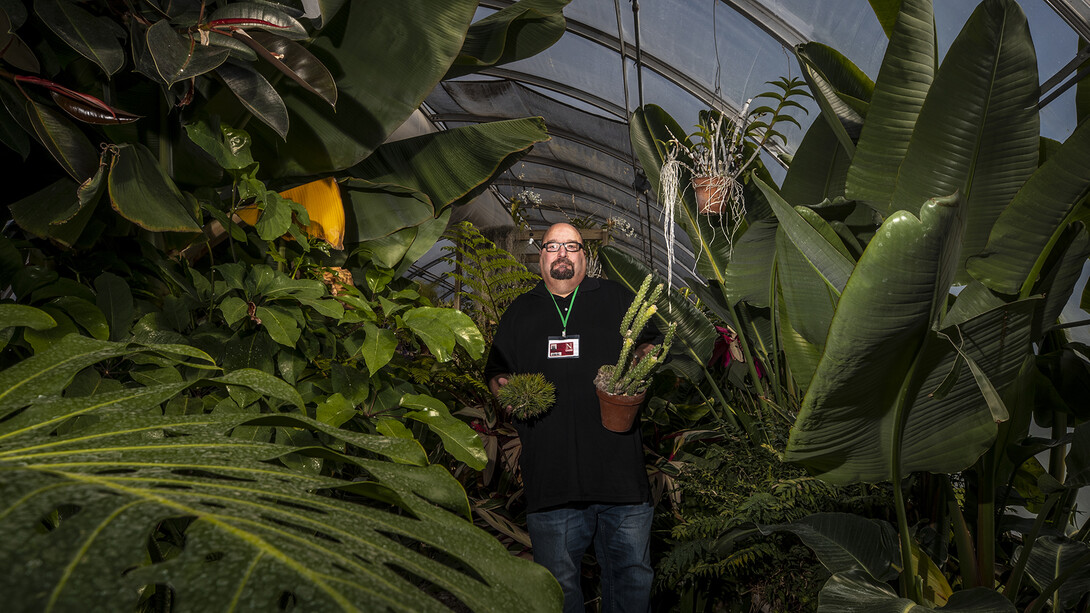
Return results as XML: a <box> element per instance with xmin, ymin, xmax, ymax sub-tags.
<box><xmin>693</xmin><ymin>175</ymin><xmax>728</xmax><ymax>215</ymax></box>
<box><xmin>596</xmin><ymin>387</ymin><xmax>646</xmax><ymax>433</ymax></box>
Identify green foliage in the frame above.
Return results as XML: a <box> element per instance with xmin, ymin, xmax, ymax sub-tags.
<box><xmin>498</xmin><ymin>372</ymin><xmax>556</xmax><ymax>421</ymax></box>
<box><xmin>441</xmin><ymin>221</ymin><xmax>539</xmax><ymax>342</ymax></box>
<box><xmin>0</xmin><ymin>331</ymin><xmax>560</xmax><ymax>611</ymax></box>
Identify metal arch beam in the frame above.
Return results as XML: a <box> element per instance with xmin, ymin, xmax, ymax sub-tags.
<box><xmin>478</xmin><ymin>0</ymin><xmax>809</xmax><ymax>113</ymax></box>
<box><xmin>478</xmin><ymin>68</ymin><xmax>629</xmax><ymax>118</ymax></box>
<box><xmin>427</xmin><ymin>111</ymin><xmax>633</xmax><ymax>163</ymax></box>
<box><xmin>512</xmin><ymin>155</ymin><xmax>641</xmax><ymax>196</ymax></box>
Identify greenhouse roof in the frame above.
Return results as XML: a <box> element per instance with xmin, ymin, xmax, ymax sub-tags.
<box><xmin>405</xmin><ymin>0</ymin><xmax>1084</xmax><ymax>299</ymax></box>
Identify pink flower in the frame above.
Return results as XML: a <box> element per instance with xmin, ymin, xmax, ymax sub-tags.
<box><xmin>710</xmin><ymin>325</ymin><xmax>763</xmax><ymax>378</ymax></box>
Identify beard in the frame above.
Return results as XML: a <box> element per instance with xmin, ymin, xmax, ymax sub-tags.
<box><xmin>549</xmin><ymin>258</ymin><xmax>575</xmax><ymax>280</ymax></box>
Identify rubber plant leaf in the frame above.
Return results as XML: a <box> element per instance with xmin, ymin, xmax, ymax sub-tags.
<box><xmin>234</xmin><ymin>30</ymin><xmax>336</xmax><ymax>107</ymax></box>
<box><xmin>107</xmin><ymin>143</ymin><xmax>202</xmax><ymax>232</ymax></box>
<box><xmin>845</xmin><ymin>0</ymin><xmax>935</xmax><ymax>212</ymax></box>
<box><xmin>146</xmin><ymin>19</ymin><xmax>230</xmax><ymax>86</ymax></box>
<box><xmin>890</xmin><ymin>0</ymin><xmax>1039</xmax><ymax>284</ymax></box>
<box><xmin>0</xmin><ymin>8</ymin><xmax>38</xmax><ymax>73</ymax></box>
<box><xmin>251</xmin><ymin>0</ymin><xmax>479</xmax><ymax>177</ymax></box>
<box><xmin>48</xmin><ymin>90</ymin><xmax>140</xmax><ymax>125</ymax></box>
<box><xmin>33</xmin><ymin>0</ymin><xmax>124</xmax><ymax>75</ymax></box>
<box><xmin>0</xmin><ymin>336</ymin><xmax>562</xmax><ymax>612</ymax></box>
<box><xmin>444</xmin><ymin>0</ymin><xmax>572</xmax><ymax>79</ymax></box>
<box><xmin>599</xmin><ymin>244</ymin><xmax>716</xmax><ymax>384</ymax></box>
<box><xmin>24</xmin><ymin>98</ymin><xmax>97</xmax><ymax>181</ymax></box>
<box><xmin>205</xmin><ymin>2</ymin><xmax>309</xmax><ymax>40</ymax></box>
<box><xmin>214</xmin><ymin>62</ymin><xmax>289</xmax><ymax>139</ymax></box>
<box><xmin>966</xmin><ymin>104</ymin><xmax>1090</xmax><ymax>295</ymax></box>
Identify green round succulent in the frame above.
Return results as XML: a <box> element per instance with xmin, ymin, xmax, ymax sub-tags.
<box><xmin>498</xmin><ymin>373</ymin><xmax>556</xmax><ymax>420</ymax></box>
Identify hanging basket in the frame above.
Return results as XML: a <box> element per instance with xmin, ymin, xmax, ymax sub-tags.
<box><xmin>693</xmin><ymin>175</ymin><xmax>729</xmax><ymax>215</ymax></box>
<box><xmin>595</xmin><ymin>387</ymin><xmax>646</xmax><ymax>433</ymax></box>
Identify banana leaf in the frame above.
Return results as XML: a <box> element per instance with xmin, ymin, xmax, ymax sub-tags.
<box><xmin>253</xmin><ymin>0</ymin><xmax>478</xmax><ymax>177</ymax></box>
<box><xmin>444</xmin><ymin>0</ymin><xmax>572</xmax><ymax>79</ymax></box>
<box><xmin>845</xmin><ymin>0</ymin><xmax>935</xmax><ymax>211</ymax></box>
<box><xmin>966</xmin><ymin>114</ymin><xmax>1090</xmax><ymax>295</ymax></box>
<box><xmin>817</xmin><ymin>569</ymin><xmax>1015</xmax><ymax>612</ymax></box>
<box><xmin>793</xmin><ymin>42</ymin><xmax>873</xmax><ymax>156</ymax></box>
<box><xmin>891</xmin><ymin>0</ymin><xmax>1039</xmax><ymax>283</ymax></box>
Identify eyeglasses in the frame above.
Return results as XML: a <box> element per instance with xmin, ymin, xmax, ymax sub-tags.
<box><xmin>542</xmin><ymin>241</ymin><xmax>584</xmax><ymax>253</ymax></box>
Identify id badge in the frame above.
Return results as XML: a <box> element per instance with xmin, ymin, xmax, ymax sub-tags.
<box><xmin>547</xmin><ymin>335</ymin><xmax>580</xmax><ymax>359</ymax></box>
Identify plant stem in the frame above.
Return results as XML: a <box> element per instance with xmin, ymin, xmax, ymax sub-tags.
<box><xmin>720</xmin><ymin>289</ymin><xmax>770</xmax><ymax>446</ymax></box>
<box><xmin>1004</xmin><ymin>493</ymin><xmax>1059</xmax><ymax>602</ymax></box>
<box><xmin>943</xmin><ymin>477</ymin><xmax>979</xmax><ymax>588</ymax></box>
<box><xmin>976</xmin><ymin>457</ymin><xmax>996</xmax><ymax>590</ymax></box>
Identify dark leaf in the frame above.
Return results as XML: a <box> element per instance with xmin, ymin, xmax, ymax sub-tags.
<box><xmin>237</xmin><ymin>30</ymin><xmax>336</xmax><ymax>107</ymax></box>
<box><xmin>24</xmin><ymin>99</ymin><xmax>97</xmax><ymax>181</ymax></box>
<box><xmin>215</xmin><ymin>61</ymin><xmax>289</xmax><ymax>139</ymax></box>
<box><xmin>33</xmin><ymin>0</ymin><xmax>125</xmax><ymax>75</ymax></box>
<box><xmin>0</xmin><ymin>7</ymin><xmax>39</xmax><ymax>73</ymax></box>
<box><xmin>206</xmin><ymin>2</ymin><xmax>309</xmax><ymax>40</ymax></box>
<box><xmin>445</xmin><ymin>0</ymin><xmax>572</xmax><ymax>79</ymax></box>
<box><xmin>50</xmin><ymin>91</ymin><xmax>141</xmax><ymax>125</ymax></box>
<box><xmin>146</xmin><ymin>19</ymin><xmax>230</xmax><ymax>86</ymax></box>
<box><xmin>107</xmin><ymin>143</ymin><xmax>202</xmax><ymax>232</ymax></box>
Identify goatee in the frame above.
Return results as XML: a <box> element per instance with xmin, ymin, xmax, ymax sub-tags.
<box><xmin>550</xmin><ymin>259</ymin><xmax>574</xmax><ymax>280</ymax></box>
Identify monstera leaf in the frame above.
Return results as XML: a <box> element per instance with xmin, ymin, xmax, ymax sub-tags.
<box><xmin>0</xmin><ymin>332</ymin><xmax>561</xmax><ymax>611</ymax></box>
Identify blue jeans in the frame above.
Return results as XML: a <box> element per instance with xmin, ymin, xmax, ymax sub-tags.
<box><xmin>526</xmin><ymin>502</ymin><xmax>653</xmax><ymax>613</ymax></box>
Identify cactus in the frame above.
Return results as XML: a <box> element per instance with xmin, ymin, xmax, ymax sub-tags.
<box><xmin>497</xmin><ymin>373</ymin><xmax>556</xmax><ymax>420</ymax></box>
<box><xmin>595</xmin><ymin>275</ymin><xmax>676</xmax><ymax>397</ymax></box>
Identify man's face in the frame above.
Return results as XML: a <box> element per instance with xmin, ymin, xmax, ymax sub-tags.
<box><xmin>539</xmin><ymin>225</ymin><xmax>587</xmax><ymax>284</ymax></box>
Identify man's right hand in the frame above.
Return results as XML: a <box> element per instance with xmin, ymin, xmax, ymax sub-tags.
<box><xmin>489</xmin><ymin>374</ymin><xmax>514</xmax><ymax>418</ymax></box>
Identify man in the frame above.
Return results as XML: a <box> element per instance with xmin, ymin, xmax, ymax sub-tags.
<box><xmin>485</xmin><ymin>223</ymin><xmax>658</xmax><ymax>613</ymax></box>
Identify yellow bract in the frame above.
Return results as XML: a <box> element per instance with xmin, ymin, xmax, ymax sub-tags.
<box><xmin>236</xmin><ymin>177</ymin><xmax>345</xmax><ymax>249</ymax></box>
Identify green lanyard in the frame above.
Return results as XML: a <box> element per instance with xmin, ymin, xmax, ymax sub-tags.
<box><xmin>548</xmin><ymin>285</ymin><xmax>579</xmax><ymax>337</ymax></box>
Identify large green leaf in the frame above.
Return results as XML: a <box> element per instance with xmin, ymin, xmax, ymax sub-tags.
<box><xmin>762</xmin><ymin>513</ymin><xmax>899</xmax><ymax>581</ymax></box>
<box><xmin>445</xmin><ymin>0</ymin><xmax>571</xmax><ymax>79</ymax></box>
<box><xmin>599</xmin><ymin>245</ymin><xmax>716</xmax><ymax>382</ymax></box>
<box><xmin>774</xmin><ymin>222</ymin><xmax>839</xmax><ymax>348</ymax></box>
<box><xmin>759</xmin><ymin>178</ymin><xmax>855</xmax><ymax>295</ymax></box>
<box><xmin>8</xmin><ymin>178</ymin><xmax>95</xmax><ymax>247</ymax></box>
<box><xmin>0</xmin><ymin>335</ymin><xmax>561</xmax><ymax>611</ymax></box>
<box><xmin>966</xmin><ymin>115</ymin><xmax>1090</xmax><ymax>295</ymax></box>
<box><xmin>780</xmin><ymin>104</ymin><xmax>853</xmax><ymax>205</ymax></box>
<box><xmin>722</xmin><ymin>219</ymin><xmax>778</xmax><ymax>306</ymax></box>
<box><xmin>360</xmin><ymin>322</ymin><xmax>397</xmax><ymax>376</ymax></box>
<box><xmin>1022</xmin><ymin>536</ymin><xmax>1090</xmax><ymax>610</ymax></box>
<box><xmin>107</xmin><ymin>143</ymin><xmax>202</xmax><ymax>232</ymax></box>
<box><xmin>817</xmin><ymin>570</ymin><xmax>1015</xmax><ymax>612</ymax></box>
<box><xmin>785</xmin><ymin>194</ymin><xmax>965</xmax><ymax>483</ymax></box>
<box><xmin>891</xmin><ymin>0</ymin><xmax>1039</xmax><ymax>283</ymax></box>
<box><xmin>351</xmin><ymin>117</ymin><xmax>549</xmax><ymax>210</ymax></box>
<box><xmin>1066</xmin><ymin>421</ymin><xmax>1090</xmax><ymax>488</ymax></box>
<box><xmin>793</xmin><ymin>42</ymin><xmax>873</xmax><ymax>156</ymax></box>
<box><xmin>401</xmin><ymin>393</ymin><xmax>487</xmax><ymax>471</ymax></box>
<box><xmin>0</xmin><ymin>304</ymin><xmax>56</xmax><ymax>331</ymax></box>
<box><xmin>253</xmin><ymin>0</ymin><xmax>479</xmax><ymax>177</ymax></box>
<box><xmin>34</xmin><ymin>0</ymin><xmax>124</xmax><ymax>75</ymax></box>
<box><xmin>401</xmin><ymin>307</ymin><xmax>485</xmax><ymax>362</ymax></box>
<box><xmin>844</xmin><ymin>0</ymin><xmax>935</xmax><ymax>211</ymax></box>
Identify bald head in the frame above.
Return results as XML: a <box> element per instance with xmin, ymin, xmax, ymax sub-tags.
<box><xmin>539</xmin><ymin>223</ymin><xmax>587</xmax><ymax>296</ymax></box>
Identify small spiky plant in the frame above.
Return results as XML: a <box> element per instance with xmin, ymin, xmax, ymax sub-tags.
<box><xmin>498</xmin><ymin>373</ymin><xmax>556</xmax><ymax>420</ymax></box>
<box><xmin>594</xmin><ymin>275</ymin><xmax>676</xmax><ymax>397</ymax></box>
